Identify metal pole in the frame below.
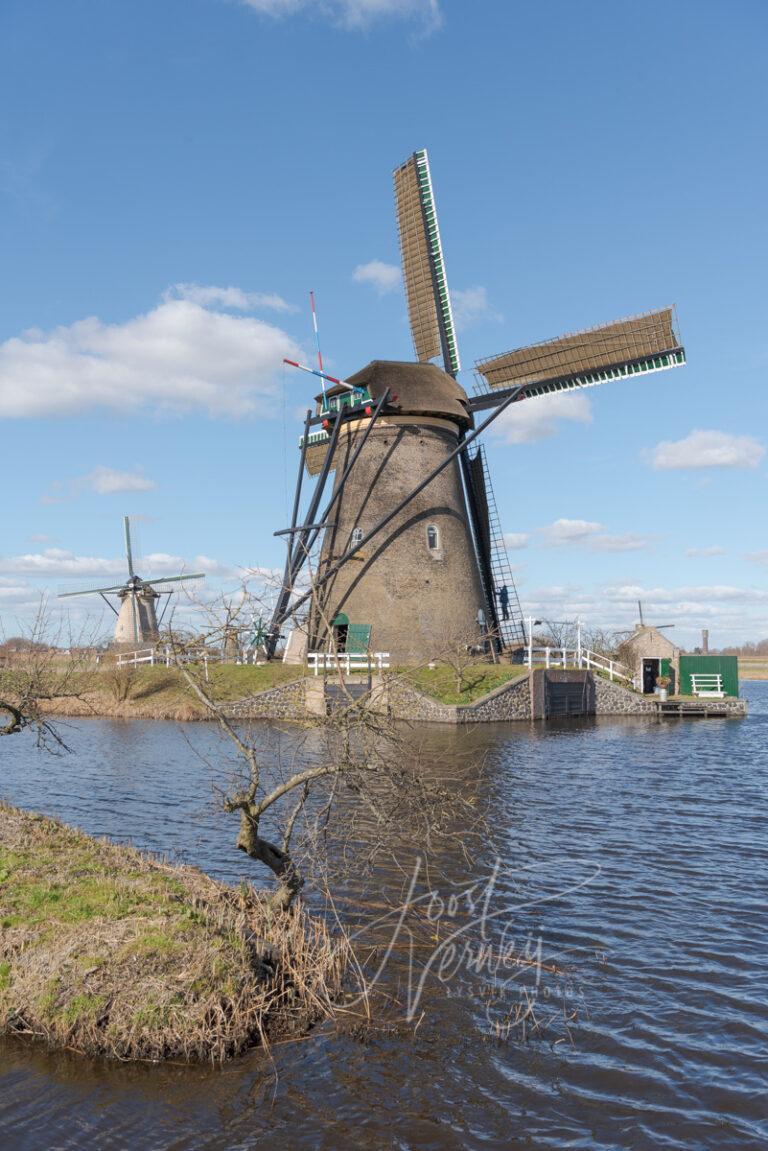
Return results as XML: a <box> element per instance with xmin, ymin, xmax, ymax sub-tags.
<box><xmin>266</xmin><ymin>410</ymin><xmax>343</xmax><ymax>657</ymax></box>
<box><xmin>287</xmin><ymin>408</ymin><xmax>343</xmax><ymax>579</ymax></box>
<box><xmin>303</xmin><ymin>388</ymin><xmax>390</xmax><ymax>559</ymax></box>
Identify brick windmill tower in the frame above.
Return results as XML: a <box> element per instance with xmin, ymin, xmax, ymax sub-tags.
<box><xmin>269</xmin><ymin>150</ymin><xmax>686</xmax><ymax>664</ymax></box>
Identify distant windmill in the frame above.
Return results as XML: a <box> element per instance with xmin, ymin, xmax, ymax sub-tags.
<box><xmin>267</xmin><ymin>148</ymin><xmax>686</xmax><ymax>663</ymax></box>
<box><xmin>59</xmin><ymin>517</ymin><xmax>205</xmax><ymax>646</ymax></box>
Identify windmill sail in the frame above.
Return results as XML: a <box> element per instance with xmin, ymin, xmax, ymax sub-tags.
<box><xmin>474</xmin><ymin>308</ymin><xmax>684</xmax><ymax>403</ymax></box>
<box><xmin>394</xmin><ymin>149</ymin><xmax>460</xmax><ymax>377</ymax></box>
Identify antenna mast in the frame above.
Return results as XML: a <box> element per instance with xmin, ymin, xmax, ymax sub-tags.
<box><xmin>310</xmin><ymin>291</ymin><xmax>326</xmax><ymax>396</ymax></box>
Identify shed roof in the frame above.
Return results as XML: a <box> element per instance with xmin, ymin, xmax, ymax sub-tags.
<box><xmin>624</xmin><ymin>626</ymin><xmax>680</xmax><ymax>654</ymax></box>
<box><xmin>345</xmin><ymin>360</ymin><xmax>472</xmax><ymax>428</ymax></box>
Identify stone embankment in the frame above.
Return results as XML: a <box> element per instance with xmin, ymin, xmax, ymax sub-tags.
<box><xmin>222</xmin><ymin>669</ymin><xmax>747</xmax><ymax>725</ymax></box>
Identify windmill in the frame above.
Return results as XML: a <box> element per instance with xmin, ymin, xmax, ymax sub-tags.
<box><xmin>58</xmin><ymin>516</ymin><xmax>206</xmax><ymax>647</ymax></box>
<box><xmin>267</xmin><ymin>148</ymin><xmax>686</xmax><ymax>663</ymax></box>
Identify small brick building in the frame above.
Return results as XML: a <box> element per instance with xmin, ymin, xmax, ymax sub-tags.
<box><xmin>621</xmin><ymin>626</ymin><xmax>680</xmax><ymax>694</ymax></box>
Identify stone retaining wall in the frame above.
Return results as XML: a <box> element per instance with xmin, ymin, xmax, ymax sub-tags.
<box><xmin>593</xmin><ymin>676</ymin><xmax>660</xmax><ymax>715</ymax></box>
<box><xmin>221</xmin><ymin>669</ymin><xmax>746</xmax><ymax>725</ymax></box>
<box><xmin>223</xmin><ymin>676</ymin><xmax>310</xmax><ymax>721</ymax></box>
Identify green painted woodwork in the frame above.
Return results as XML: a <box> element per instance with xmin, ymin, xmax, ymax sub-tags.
<box><xmin>345</xmin><ymin>624</ymin><xmax>372</xmax><ymax>653</ymax></box>
<box><xmin>679</xmin><ymin>655</ymin><xmax>739</xmax><ymax>697</ymax></box>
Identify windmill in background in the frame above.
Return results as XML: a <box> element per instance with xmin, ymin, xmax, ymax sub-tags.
<box><xmin>268</xmin><ymin>148</ymin><xmax>686</xmax><ymax>663</ymax></box>
<box><xmin>58</xmin><ymin>516</ymin><xmax>205</xmax><ymax>647</ymax></box>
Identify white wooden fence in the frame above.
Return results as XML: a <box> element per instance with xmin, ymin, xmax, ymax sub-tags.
<box><xmin>116</xmin><ymin>646</ymin><xmax>220</xmax><ymax>680</ymax></box>
<box><xmin>523</xmin><ymin>646</ymin><xmax>632</xmax><ymax>684</ymax></box>
<box><xmin>307</xmin><ymin>651</ymin><xmax>390</xmax><ymax>677</ymax></box>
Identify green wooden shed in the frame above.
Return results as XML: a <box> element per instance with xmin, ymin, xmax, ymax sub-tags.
<box><xmin>678</xmin><ymin>655</ymin><xmax>739</xmax><ymax>697</ymax></box>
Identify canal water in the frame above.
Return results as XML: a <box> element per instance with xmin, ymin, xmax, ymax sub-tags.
<box><xmin>1</xmin><ymin>685</ymin><xmax>766</xmax><ymax>1150</ymax></box>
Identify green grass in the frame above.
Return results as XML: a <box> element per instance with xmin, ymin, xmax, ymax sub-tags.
<box><xmin>35</xmin><ymin>662</ymin><xmax>307</xmax><ymax>718</ymax></box>
<box><xmin>0</xmin><ymin>803</ymin><xmax>344</xmax><ymax>1062</ymax></box>
<box><xmin>401</xmin><ymin>664</ymin><xmax>528</xmax><ymax>705</ymax></box>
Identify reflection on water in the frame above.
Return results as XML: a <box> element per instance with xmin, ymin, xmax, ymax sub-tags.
<box><xmin>1</xmin><ymin>687</ymin><xmax>767</xmax><ymax>1150</ymax></box>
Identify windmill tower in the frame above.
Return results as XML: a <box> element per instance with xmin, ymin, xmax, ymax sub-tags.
<box><xmin>268</xmin><ymin>149</ymin><xmax>686</xmax><ymax>663</ymax></box>
<box><xmin>59</xmin><ymin>516</ymin><xmax>205</xmax><ymax>647</ymax></box>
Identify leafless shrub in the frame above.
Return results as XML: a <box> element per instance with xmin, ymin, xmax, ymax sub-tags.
<box><xmin>103</xmin><ymin>664</ymin><xmax>137</xmax><ymax>703</ymax></box>
<box><xmin>0</xmin><ymin>603</ymin><xmax>94</xmax><ymax>750</ymax></box>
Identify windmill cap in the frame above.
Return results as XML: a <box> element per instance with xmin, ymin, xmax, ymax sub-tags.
<box><xmin>346</xmin><ymin>360</ymin><xmax>472</xmax><ymax>428</ymax></box>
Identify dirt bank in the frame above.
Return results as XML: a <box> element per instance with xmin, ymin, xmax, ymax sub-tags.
<box><xmin>0</xmin><ymin>804</ymin><xmax>344</xmax><ymax>1062</ymax></box>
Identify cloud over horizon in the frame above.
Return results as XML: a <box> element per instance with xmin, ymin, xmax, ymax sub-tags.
<box><xmin>539</xmin><ymin>519</ymin><xmax>652</xmax><ymax>552</ymax></box>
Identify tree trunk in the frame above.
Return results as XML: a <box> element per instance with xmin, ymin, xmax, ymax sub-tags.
<box><xmin>236</xmin><ymin>811</ymin><xmax>303</xmax><ymax>913</ymax></box>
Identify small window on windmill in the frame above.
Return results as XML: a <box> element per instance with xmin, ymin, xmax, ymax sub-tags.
<box><xmin>350</xmin><ymin>527</ymin><xmax>363</xmax><ymax>550</ymax></box>
<box><xmin>427</xmin><ymin>524</ymin><xmax>440</xmax><ymax>551</ymax></box>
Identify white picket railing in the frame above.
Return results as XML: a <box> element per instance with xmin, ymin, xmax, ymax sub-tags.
<box><xmin>116</xmin><ymin>648</ymin><xmax>157</xmax><ymax>667</ymax></box>
<box><xmin>523</xmin><ymin>646</ymin><xmax>632</xmax><ymax>684</ymax></box>
<box><xmin>116</xmin><ymin>646</ymin><xmax>221</xmax><ymax>681</ymax></box>
<box><xmin>307</xmin><ymin>651</ymin><xmax>390</xmax><ymax>677</ymax></box>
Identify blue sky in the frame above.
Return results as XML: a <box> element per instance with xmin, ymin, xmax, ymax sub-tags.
<box><xmin>1</xmin><ymin>0</ymin><xmax>766</xmax><ymax>647</ymax></box>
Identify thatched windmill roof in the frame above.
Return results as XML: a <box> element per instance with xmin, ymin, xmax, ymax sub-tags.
<box><xmin>345</xmin><ymin>360</ymin><xmax>473</xmax><ymax>428</ymax></box>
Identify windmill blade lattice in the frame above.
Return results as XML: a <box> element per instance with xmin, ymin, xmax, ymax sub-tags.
<box><xmin>394</xmin><ymin>149</ymin><xmax>460</xmax><ymax>377</ymax></box>
<box><xmin>472</xmin><ymin>308</ymin><xmax>685</xmax><ymax>408</ymax></box>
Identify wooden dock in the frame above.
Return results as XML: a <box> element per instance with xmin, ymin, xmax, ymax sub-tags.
<box><xmin>657</xmin><ymin>698</ymin><xmax>747</xmax><ymax>719</ymax></box>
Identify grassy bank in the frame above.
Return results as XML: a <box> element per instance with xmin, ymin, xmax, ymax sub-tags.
<box><xmin>34</xmin><ymin>663</ymin><xmax>305</xmax><ymax>721</ymax></box>
<box><xmin>402</xmin><ymin>664</ymin><xmax>528</xmax><ymax>705</ymax></box>
<box><xmin>0</xmin><ymin>804</ymin><xmax>344</xmax><ymax>1061</ymax></box>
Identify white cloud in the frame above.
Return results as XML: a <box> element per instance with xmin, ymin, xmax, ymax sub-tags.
<box><xmin>27</xmin><ymin>533</ymin><xmax>52</xmax><ymax>543</ymax></box>
<box><xmin>685</xmin><ymin>546</ymin><xmax>726</xmax><ymax>558</ymax></box>
<box><xmin>648</xmin><ymin>429</ymin><xmax>765</xmax><ymax>470</ymax></box>
<box><xmin>84</xmin><ymin>466</ymin><xmax>156</xmax><ymax>495</ymax></box>
<box><xmin>0</xmin><ymin>297</ymin><xmax>301</xmax><ymax>418</ymax></box>
<box><xmin>0</xmin><ymin>578</ymin><xmax>37</xmax><ymax>604</ymax></box>
<box><xmin>746</xmin><ymin>550</ymin><xmax>768</xmax><ymax>566</ymax></box>
<box><xmin>0</xmin><ymin>549</ymin><xmax>240</xmax><ymax>581</ymax></box>
<box><xmin>522</xmin><ymin>580</ymin><xmax>768</xmax><ymax>645</ymax></box>
<box><xmin>165</xmin><ymin>283</ymin><xmax>296</xmax><ymax>313</ymax></box>
<box><xmin>241</xmin><ymin>0</ymin><xmax>441</xmax><ymax>31</ymax></box>
<box><xmin>541</xmin><ymin>519</ymin><xmax>601</xmax><ymax>546</ymax></box>
<box><xmin>539</xmin><ymin>519</ymin><xmax>651</xmax><ymax>552</ymax></box>
<box><xmin>492</xmin><ymin>391</ymin><xmax>592</xmax><ymax>444</ymax></box>
<box><xmin>352</xmin><ymin>260</ymin><xmax>402</xmax><ymax>295</ymax></box>
<box><xmin>452</xmin><ymin>286</ymin><xmax>500</xmax><ymax>331</ymax></box>
<box><xmin>504</xmin><ymin>532</ymin><xmax>529</xmax><ymax>550</ymax></box>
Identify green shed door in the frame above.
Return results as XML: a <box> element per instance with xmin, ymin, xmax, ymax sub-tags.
<box><xmin>345</xmin><ymin>624</ymin><xmax>372</xmax><ymax>653</ymax></box>
<box><xmin>660</xmin><ymin>658</ymin><xmax>675</xmax><ymax>693</ymax></box>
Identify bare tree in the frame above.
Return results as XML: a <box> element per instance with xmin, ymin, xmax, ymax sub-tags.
<box><xmin>0</xmin><ymin>605</ymin><xmax>95</xmax><ymax>748</ymax></box>
<box><xmin>163</xmin><ymin>599</ymin><xmax>486</xmax><ymax>916</ymax></box>
<box><xmin>427</xmin><ymin>621</ymin><xmax>495</xmax><ymax>696</ymax></box>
